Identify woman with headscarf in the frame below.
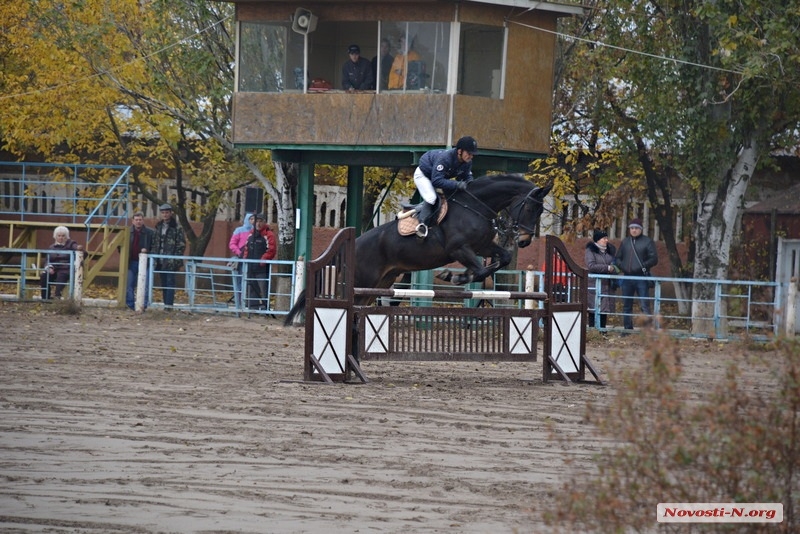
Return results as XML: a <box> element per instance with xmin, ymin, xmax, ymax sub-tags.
<box><xmin>228</xmin><ymin>212</ymin><xmax>255</xmax><ymax>307</ymax></box>
<box><xmin>585</xmin><ymin>230</ymin><xmax>619</xmax><ymax>330</ymax></box>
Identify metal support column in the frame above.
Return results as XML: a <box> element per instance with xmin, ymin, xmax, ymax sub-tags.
<box><xmin>295</xmin><ymin>163</ymin><xmax>315</xmax><ymax>262</ymax></box>
<box><xmin>346</xmin><ymin>166</ymin><xmax>364</xmax><ymax>235</ymax></box>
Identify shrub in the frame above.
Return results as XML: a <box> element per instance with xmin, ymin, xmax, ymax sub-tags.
<box><xmin>544</xmin><ymin>334</ymin><xmax>800</xmax><ymax>533</ymax></box>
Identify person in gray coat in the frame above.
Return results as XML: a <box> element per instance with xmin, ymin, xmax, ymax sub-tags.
<box><xmin>615</xmin><ymin>218</ymin><xmax>658</xmax><ymax>330</ymax></box>
<box><xmin>585</xmin><ymin>230</ymin><xmax>619</xmax><ymax>330</ymax></box>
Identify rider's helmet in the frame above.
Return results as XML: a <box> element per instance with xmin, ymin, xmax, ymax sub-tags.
<box><xmin>455</xmin><ymin>136</ymin><xmax>478</xmax><ymax>154</ymax></box>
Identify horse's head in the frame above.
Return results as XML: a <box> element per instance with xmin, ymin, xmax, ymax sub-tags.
<box><xmin>511</xmin><ymin>183</ymin><xmax>552</xmax><ymax>248</ymax></box>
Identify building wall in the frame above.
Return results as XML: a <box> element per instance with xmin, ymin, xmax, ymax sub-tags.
<box><xmin>231</xmin><ymin>2</ymin><xmax>558</xmax><ymax>154</ymax></box>
<box><xmin>736</xmin><ymin>212</ymin><xmax>800</xmax><ymax>280</ymax></box>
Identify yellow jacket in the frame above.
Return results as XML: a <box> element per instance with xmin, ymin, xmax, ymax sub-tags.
<box><xmin>388</xmin><ymin>50</ymin><xmax>422</xmax><ymax>89</ymax></box>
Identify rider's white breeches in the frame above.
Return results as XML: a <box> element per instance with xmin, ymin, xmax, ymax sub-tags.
<box><xmin>413</xmin><ymin>167</ymin><xmax>437</xmax><ymax>204</ymax></box>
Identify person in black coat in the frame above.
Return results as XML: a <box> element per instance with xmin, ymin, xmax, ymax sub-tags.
<box><xmin>585</xmin><ymin>230</ymin><xmax>619</xmax><ymax>329</ymax></box>
<box><xmin>126</xmin><ymin>211</ymin><xmax>155</xmax><ymax>310</ymax></box>
<box><xmin>615</xmin><ymin>218</ymin><xmax>659</xmax><ymax>330</ymax></box>
<box><xmin>371</xmin><ymin>38</ymin><xmax>393</xmax><ymax>90</ymax></box>
<box><xmin>342</xmin><ymin>44</ymin><xmax>373</xmax><ymax>92</ymax></box>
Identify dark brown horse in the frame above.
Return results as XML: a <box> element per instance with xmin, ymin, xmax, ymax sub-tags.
<box><xmin>285</xmin><ymin>174</ymin><xmax>550</xmax><ymax>324</ymax></box>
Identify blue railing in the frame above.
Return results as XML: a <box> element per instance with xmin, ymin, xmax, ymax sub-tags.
<box><xmin>145</xmin><ymin>254</ymin><xmax>297</xmax><ymax>316</ymax></box>
<box><xmin>83</xmin><ymin>167</ymin><xmax>131</xmax><ymax>245</ymax></box>
<box><xmin>586</xmin><ymin>274</ymin><xmax>781</xmax><ymax>340</ymax></box>
<box><xmin>0</xmin><ymin>248</ymin><xmax>77</xmax><ymax>300</ymax></box>
<box><xmin>0</xmin><ymin>242</ymin><xmax>788</xmax><ymax>339</ymax></box>
<box><xmin>0</xmin><ymin>161</ymin><xmax>131</xmax><ymax>229</ymax></box>
<box><xmin>387</xmin><ymin>268</ymin><xmax>784</xmax><ymax>341</ymax></box>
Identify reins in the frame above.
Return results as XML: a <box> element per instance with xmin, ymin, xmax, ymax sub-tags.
<box><xmin>447</xmin><ymin>185</ymin><xmax>543</xmax><ymax>236</ymax></box>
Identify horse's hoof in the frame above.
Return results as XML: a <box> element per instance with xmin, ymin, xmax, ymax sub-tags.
<box><xmin>436</xmin><ymin>269</ymin><xmax>452</xmax><ymax>282</ymax></box>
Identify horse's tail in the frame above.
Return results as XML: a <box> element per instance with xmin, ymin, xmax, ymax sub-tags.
<box><xmin>283</xmin><ymin>289</ymin><xmax>307</xmax><ymax>327</ymax></box>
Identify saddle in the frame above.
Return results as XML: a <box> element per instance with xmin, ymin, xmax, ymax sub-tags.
<box><xmin>396</xmin><ymin>195</ymin><xmax>448</xmax><ymax>237</ymax></box>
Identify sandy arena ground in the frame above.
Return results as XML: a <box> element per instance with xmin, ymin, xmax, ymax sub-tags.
<box><xmin>0</xmin><ymin>302</ymin><xmax>740</xmax><ymax>533</ymax></box>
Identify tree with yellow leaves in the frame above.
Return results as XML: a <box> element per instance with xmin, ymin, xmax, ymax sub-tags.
<box><xmin>0</xmin><ymin>0</ymin><xmax>290</xmax><ymax>257</ymax></box>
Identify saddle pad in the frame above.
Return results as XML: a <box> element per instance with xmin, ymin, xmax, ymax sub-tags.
<box><xmin>397</xmin><ymin>197</ymin><xmax>448</xmax><ymax>236</ymax></box>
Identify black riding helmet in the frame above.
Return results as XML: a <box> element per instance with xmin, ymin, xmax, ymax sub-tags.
<box><xmin>455</xmin><ymin>136</ymin><xmax>478</xmax><ymax>154</ymax></box>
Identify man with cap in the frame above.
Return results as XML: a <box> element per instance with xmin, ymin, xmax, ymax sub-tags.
<box><xmin>411</xmin><ymin>136</ymin><xmax>478</xmax><ymax>238</ymax></box>
<box><xmin>152</xmin><ymin>203</ymin><xmax>186</xmax><ymax>309</ymax></box>
<box><xmin>615</xmin><ymin>218</ymin><xmax>658</xmax><ymax>331</ymax></box>
<box><xmin>341</xmin><ymin>44</ymin><xmax>374</xmax><ymax>92</ymax></box>
<box><xmin>585</xmin><ymin>229</ymin><xmax>620</xmax><ymax>330</ymax></box>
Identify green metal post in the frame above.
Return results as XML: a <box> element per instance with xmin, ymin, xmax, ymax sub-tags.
<box><xmin>346</xmin><ymin>166</ymin><xmax>364</xmax><ymax>235</ymax></box>
<box><xmin>295</xmin><ymin>163</ymin><xmax>315</xmax><ymax>262</ymax></box>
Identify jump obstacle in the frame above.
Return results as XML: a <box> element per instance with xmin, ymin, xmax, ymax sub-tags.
<box><xmin>302</xmin><ymin>228</ymin><xmax>603</xmax><ymax>385</ymax></box>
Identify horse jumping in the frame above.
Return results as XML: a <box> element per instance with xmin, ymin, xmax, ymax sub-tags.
<box><xmin>285</xmin><ymin>174</ymin><xmax>551</xmax><ymax>324</ymax></box>
<box><xmin>299</xmin><ymin>228</ymin><xmax>602</xmax><ymax>385</ymax></box>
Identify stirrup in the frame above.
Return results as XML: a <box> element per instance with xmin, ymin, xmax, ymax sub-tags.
<box><xmin>415</xmin><ymin>223</ymin><xmax>429</xmax><ymax>238</ymax></box>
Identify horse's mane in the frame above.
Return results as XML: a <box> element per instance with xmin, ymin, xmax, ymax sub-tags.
<box><xmin>468</xmin><ymin>173</ymin><xmax>533</xmax><ymax>194</ymax></box>
<box><xmin>472</xmin><ymin>173</ymin><xmax>527</xmax><ymax>183</ymax></box>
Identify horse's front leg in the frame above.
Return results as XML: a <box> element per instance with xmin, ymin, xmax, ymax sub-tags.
<box><xmin>467</xmin><ymin>244</ymin><xmax>511</xmax><ymax>284</ymax></box>
<box><xmin>438</xmin><ymin>245</ymin><xmax>502</xmax><ymax>285</ymax></box>
<box><xmin>438</xmin><ymin>267</ymin><xmax>476</xmax><ymax>285</ymax></box>
<box><xmin>486</xmin><ymin>244</ymin><xmax>512</xmax><ymax>272</ymax></box>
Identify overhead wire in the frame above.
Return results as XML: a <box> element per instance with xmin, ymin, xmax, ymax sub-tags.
<box><xmin>506</xmin><ymin>19</ymin><xmax>745</xmax><ymax>76</ymax></box>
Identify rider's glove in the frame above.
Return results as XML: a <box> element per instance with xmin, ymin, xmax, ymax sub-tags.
<box><xmin>456</xmin><ymin>181</ymin><xmax>468</xmax><ymax>191</ymax></box>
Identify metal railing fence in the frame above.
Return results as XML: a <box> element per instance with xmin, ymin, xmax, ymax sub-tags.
<box><xmin>0</xmin><ymin>162</ymin><xmax>130</xmax><ymax>226</ymax></box>
<box><xmin>145</xmin><ymin>254</ymin><xmax>297</xmax><ymax>316</ymax></box>
<box><xmin>0</xmin><ymin>246</ymin><xmax>793</xmax><ymax>340</ymax></box>
<box><xmin>378</xmin><ymin>269</ymin><xmax>787</xmax><ymax>341</ymax></box>
<box><xmin>0</xmin><ymin>248</ymin><xmax>78</xmax><ymax>300</ymax></box>
<box><xmin>586</xmin><ymin>274</ymin><xmax>783</xmax><ymax>340</ymax></box>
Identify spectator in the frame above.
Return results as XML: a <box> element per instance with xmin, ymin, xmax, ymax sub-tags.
<box><xmin>152</xmin><ymin>203</ymin><xmax>186</xmax><ymax>308</ymax></box>
<box><xmin>40</xmin><ymin>226</ymin><xmax>83</xmax><ymax>300</ymax></box>
<box><xmin>228</xmin><ymin>212</ymin><xmax>255</xmax><ymax>307</ymax></box>
<box><xmin>341</xmin><ymin>44</ymin><xmax>373</xmax><ymax>92</ymax></box>
<box><xmin>388</xmin><ymin>35</ymin><xmax>421</xmax><ymax>89</ymax></box>
<box><xmin>372</xmin><ymin>38</ymin><xmax>393</xmax><ymax>90</ymax></box>
<box><xmin>615</xmin><ymin>218</ymin><xmax>658</xmax><ymax>331</ymax></box>
<box><xmin>585</xmin><ymin>230</ymin><xmax>619</xmax><ymax>330</ymax></box>
<box><xmin>243</xmin><ymin>213</ymin><xmax>277</xmax><ymax>311</ymax></box>
<box><xmin>126</xmin><ymin>211</ymin><xmax>155</xmax><ymax>310</ymax></box>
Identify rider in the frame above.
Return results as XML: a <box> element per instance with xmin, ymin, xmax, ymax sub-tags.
<box><xmin>413</xmin><ymin>136</ymin><xmax>478</xmax><ymax>237</ymax></box>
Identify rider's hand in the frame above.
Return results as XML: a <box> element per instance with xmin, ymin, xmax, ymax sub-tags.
<box><xmin>456</xmin><ymin>181</ymin><xmax>468</xmax><ymax>191</ymax></box>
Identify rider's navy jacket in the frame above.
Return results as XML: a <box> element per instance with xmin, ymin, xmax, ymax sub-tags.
<box><xmin>418</xmin><ymin>148</ymin><xmax>474</xmax><ymax>193</ymax></box>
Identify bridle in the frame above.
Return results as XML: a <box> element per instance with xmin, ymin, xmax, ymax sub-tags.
<box><xmin>447</xmin><ymin>185</ymin><xmax>544</xmax><ymax>238</ymax></box>
<box><xmin>506</xmin><ymin>188</ymin><xmax>544</xmax><ymax>235</ymax></box>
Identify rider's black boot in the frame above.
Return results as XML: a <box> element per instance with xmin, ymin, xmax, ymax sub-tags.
<box><xmin>415</xmin><ymin>201</ymin><xmax>438</xmax><ymax>238</ymax></box>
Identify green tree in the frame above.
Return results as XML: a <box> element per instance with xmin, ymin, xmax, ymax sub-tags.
<box><xmin>546</xmin><ymin>0</ymin><xmax>800</xmax><ymax>333</ymax></box>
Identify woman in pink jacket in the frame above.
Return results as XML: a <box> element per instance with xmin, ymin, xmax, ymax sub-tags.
<box><xmin>228</xmin><ymin>213</ymin><xmax>254</xmax><ymax>307</ymax></box>
<box><xmin>229</xmin><ymin>212</ymin><xmax>254</xmax><ymax>257</ymax></box>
